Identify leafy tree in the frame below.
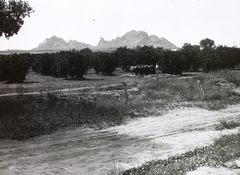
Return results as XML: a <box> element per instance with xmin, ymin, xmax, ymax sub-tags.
<box><xmin>159</xmin><ymin>50</ymin><xmax>184</xmax><ymax>75</ymax></box>
<box><xmin>136</xmin><ymin>45</ymin><xmax>159</xmax><ymax>65</ymax></box>
<box><xmin>215</xmin><ymin>46</ymin><xmax>240</xmax><ymax>69</ymax></box>
<box><xmin>0</xmin><ymin>0</ymin><xmax>34</xmax><ymax>38</ymax></box>
<box><xmin>214</xmin><ymin>46</ymin><xmax>230</xmax><ymax>69</ymax></box>
<box><xmin>199</xmin><ymin>38</ymin><xmax>215</xmax><ymax>49</ymax></box>
<box><xmin>181</xmin><ymin>43</ymin><xmax>201</xmax><ymax>71</ymax></box>
<box><xmin>80</xmin><ymin>48</ymin><xmax>94</xmax><ymax>68</ymax></box>
<box><xmin>94</xmin><ymin>52</ymin><xmax>117</xmax><ymax>75</ymax></box>
<box><xmin>228</xmin><ymin>47</ymin><xmax>240</xmax><ymax>68</ymax></box>
<box><xmin>114</xmin><ymin>47</ymin><xmax>135</xmax><ymax>70</ymax></box>
<box><xmin>0</xmin><ymin>54</ymin><xmax>9</xmax><ymax>81</ymax></box>
<box><xmin>57</xmin><ymin>50</ymin><xmax>89</xmax><ymax>79</ymax></box>
<box><xmin>0</xmin><ymin>53</ymin><xmax>32</xmax><ymax>83</ymax></box>
<box><xmin>32</xmin><ymin>53</ymin><xmax>58</xmax><ymax>76</ymax></box>
<box><xmin>199</xmin><ymin>38</ymin><xmax>216</xmax><ymax>71</ymax></box>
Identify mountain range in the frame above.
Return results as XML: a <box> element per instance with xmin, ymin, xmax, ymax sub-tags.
<box><xmin>32</xmin><ymin>30</ymin><xmax>177</xmax><ymax>51</ymax></box>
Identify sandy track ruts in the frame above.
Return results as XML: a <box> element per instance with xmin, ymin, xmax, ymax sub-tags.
<box><xmin>0</xmin><ymin>105</ymin><xmax>240</xmax><ymax>175</ymax></box>
<box><xmin>0</xmin><ymin>82</ymin><xmax>138</xmax><ymax>97</ymax></box>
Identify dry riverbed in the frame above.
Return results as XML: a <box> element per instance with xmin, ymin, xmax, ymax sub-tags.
<box><xmin>1</xmin><ymin>104</ymin><xmax>240</xmax><ymax>175</ymax></box>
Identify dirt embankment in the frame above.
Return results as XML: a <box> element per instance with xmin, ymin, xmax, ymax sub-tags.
<box><xmin>1</xmin><ymin>104</ymin><xmax>240</xmax><ymax>175</ymax></box>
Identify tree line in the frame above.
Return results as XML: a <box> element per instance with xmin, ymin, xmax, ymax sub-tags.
<box><xmin>1</xmin><ymin>1</ymin><xmax>240</xmax><ymax>83</ymax></box>
<box><xmin>0</xmin><ymin>38</ymin><xmax>240</xmax><ymax>83</ymax></box>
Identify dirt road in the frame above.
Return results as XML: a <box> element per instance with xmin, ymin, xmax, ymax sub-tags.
<box><xmin>0</xmin><ymin>105</ymin><xmax>240</xmax><ymax>175</ymax></box>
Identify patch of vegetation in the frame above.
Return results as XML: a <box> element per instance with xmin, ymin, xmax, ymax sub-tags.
<box><xmin>0</xmin><ymin>93</ymin><xmax>125</xmax><ymax>140</ymax></box>
<box><xmin>136</xmin><ymin>71</ymin><xmax>240</xmax><ymax>112</ymax></box>
<box><xmin>215</xmin><ymin>118</ymin><xmax>240</xmax><ymax>130</ymax></box>
<box><xmin>197</xmin><ymin>69</ymin><xmax>240</xmax><ymax>87</ymax></box>
<box><xmin>1</xmin><ymin>70</ymin><xmax>240</xmax><ymax>141</ymax></box>
<box><xmin>122</xmin><ymin>132</ymin><xmax>240</xmax><ymax>175</ymax></box>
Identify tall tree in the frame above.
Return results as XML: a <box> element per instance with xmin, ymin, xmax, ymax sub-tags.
<box><xmin>0</xmin><ymin>0</ymin><xmax>34</xmax><ymax>38</ymax></box>
<box><xmin>181</xmin><ymin>43</ymin><xmax>201</xmax><ymax>71</ymax></box>
<box><xmin>199</xmin><ymin>38</ymin><xmax>216</xmax><ymax>71</ymax></box>
<box><xmin>199</xmin><ymin>38</ymin><xmax>215</xmax><ymax>49</ymax></box>
<box><xmin>93</xmin><ymin>52</ymin><xmax>117</xmax><ymax>75</ymax></box>
<box><xmin>114</xmin><ymin>47</ymin><xmax>135</xmax><ymax>70</ymax></box>
<box><xmin>159</xmin><ymin>50</ymin><xmax>184</xmax><ymax>75</ymax></box>
<box><xmin>57</xmin><ymin>50</ymin><xmax>89</xmax><ymax>79</ymax></box>
<box><xmin>136</xmin><ymin>45</ymin><xmax>158</xmax><ymax>65</ymax></box>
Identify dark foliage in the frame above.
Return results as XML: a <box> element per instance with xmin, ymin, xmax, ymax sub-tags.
<box><xmin>160</xmin><ymin>50</ymin><xmax>184</xmax><ymax>75</ymax></box>
<box><xmin>31</xmin><ymin>53</ymin><xmax>58</xmax><ymax>76</ymax></box>
<box><xmin>57</xmin><ymin>50</ymin><xmax>89</xmax><ymax>78</ymax></box>
<box><xmin>32</xmin><ymin>50</ymin><xmax>89</xmax><ymax>79</ymax></box>
<box><xmin>0</xmin><ymin>53</ymin><xmax>32</xmax><ymax>83</ymax></box>
<box><xmin>93</xmin><ymin>52</ymin><xmax>117</xmax><ymax>75</ymax></box>
<box><xmin>0</xmin><ymin>94</ymin><xmax>124</xmax><ymax>140</ymax></box>
<box><xmin>181</xmin><ymin>43</ymin><xmax>201</xmax><ymax>71</ymax></box>
<box><xmin>0</xmin><ymin>0</ymin><xmax>34</xmax><ymax>38</ymax></box>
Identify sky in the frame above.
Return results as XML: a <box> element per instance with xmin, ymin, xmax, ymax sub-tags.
<box><xmin>0</xmin><ymin>0</ymin><xmax>240</xmax><ymax>50</ymax></box>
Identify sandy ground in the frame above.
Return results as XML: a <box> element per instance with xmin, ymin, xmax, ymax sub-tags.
<box><xmin>0</xmin><ymin>105</ymin><xmax>240</xmax><ymax>175</ymax></box>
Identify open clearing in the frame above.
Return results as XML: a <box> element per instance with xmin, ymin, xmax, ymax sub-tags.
<box><xmin>1</xmin><ymin>71</ymin><xmax>240</xmax><ymax>174</ymax></box>
<box><xmin>0</xmin><ymin>104</ymin><xmax>240</xmax><ymax>175</ymax></box>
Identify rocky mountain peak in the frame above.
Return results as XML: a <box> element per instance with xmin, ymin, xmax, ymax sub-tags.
<box><xmin>33</xmin><ymin>36</ymin><xmax>91</xmax><ymax>51</ymax></box>
<box><xmin>32</xmin><ymin>30</ymin><xmax>178</xmax><ymax>51</ymax></box>
<box><xmin>98</xmin><ymin>37</ymin><xmax>108</xmax><ymax>46</ymax></box>
<box><xmin>97</xmin><ymin>30</ymin><xmax>177</xmax><ymax>49</ymax></box>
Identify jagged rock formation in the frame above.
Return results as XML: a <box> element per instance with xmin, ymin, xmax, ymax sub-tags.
<box><xmin>32</xmin><ymin>30</ymin><xmax>177</xmax><ymax>51</ymax></box>
<box><xmin>32</xmin><ymin>36</ymin><xmax>91</xmax><ymax>51</ymax></box>
<box><xmin>97</xmin><ymin>30</ymin><xmax>177</xmax><ymax>49</ymax></box>
<box><xmin>67</xmin><ymin>40</ymin><xmax>91</xmax><ymax>50</ymax></box>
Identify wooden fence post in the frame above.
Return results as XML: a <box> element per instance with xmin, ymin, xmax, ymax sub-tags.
<box><xmin>197</xmin><ymin>80</ymin><xmax>204</xmax><ymax>100</ymax></box>
<box><xmin>123</xmin><ymin>81</ymin><xmax>128</xmax><ymax>110</ymax></box>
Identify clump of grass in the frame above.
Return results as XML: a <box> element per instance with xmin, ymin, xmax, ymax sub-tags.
<box><xmin>198</xmin><ymin>70</ymin><xmax>240</xmax><ymax>86</ymax></box>
<box><xmin>107</xmin><ymin>160</ymin><xmax>124</xmax><ymax>175</ymax></box>
<box><xmin>136</xmin><ymin>70</ymin><xmax>240</xmax><ymax>112</ymax></box>
<box><xmin>122</xmin><ymin>132</ymin><xmax>240</xmax><ymax>175</ymax></box>
<box><xmin>215</xmin><ymin>118</ymin><xmax>240</xmax><ymax>130</ymax></box>
<box><xmin>213</xmin><ymin>69</ymin><xmax>240</xmax><ymax>85</ymax></box>
<box><xmin>139</xmin><ymin>78</ymin><xmax>199</xmax><ymax>101</ymax></box>
<box><xmin>195</xmin><ymin>100</ymin><xmax>227</xmax><ymax>110</ymax></box>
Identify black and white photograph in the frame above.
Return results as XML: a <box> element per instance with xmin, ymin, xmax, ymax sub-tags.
<box><xmin>0</xmin><ymin>0</ymin><xmax>240</xmax><ymax>174</ymax></box>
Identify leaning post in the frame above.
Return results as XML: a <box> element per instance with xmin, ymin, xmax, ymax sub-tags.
<box><xmin>122</xmin><ymin>81</ymin><xmax>128</xmax><ymax>110</ymax></box>
<box><xmin>197</xmin><ymin>80</ymin><xmax>205</xmax><ymax>100</ymax></box>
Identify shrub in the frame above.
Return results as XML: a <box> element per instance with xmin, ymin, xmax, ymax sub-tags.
<box><xmin>215</xmin><ymin>119</ymin><xmax>240</xmax><ymax>130</ymax></box>
<box><xmin>0</xmin><ymin>53</ymin><xmax>32</xmax><ymax>83</ymax></box>
<box><xmin>31</xmin><ymin>53</ymin><xmax>58</xmax><ymax>76</ymax></box>
<box><xmin>0</xmin><ymin>93</ymin><xmax>125</xmax><ymax>140</ymax></box>
<box><xmin>57</xmin><ymin>50</ymin><xmax>89</xmax><ymax>78</ymax></box>
<box><xmin>159</xmin><ymin>50</ymin><xmax>184</xmax><ymax>75</ymax></box>
<box><xmin>94</xmin><ymin>52</ymin><xmax>117</xmax><ymax>75</ymax></box>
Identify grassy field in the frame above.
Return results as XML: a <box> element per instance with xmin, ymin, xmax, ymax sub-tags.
<box><xmin>1</xmin><ymin>69</ymin><xmax>240</xmax><ymax>140</ymax></box>
<box><xmin>1</xmin><ymin>69</ymin><xmax>240</xmax><ymax>174</ymax></box>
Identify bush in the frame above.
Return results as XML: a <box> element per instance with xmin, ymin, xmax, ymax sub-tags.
<box><xmin>159</xmin><ymin>50</ymin><xmax>184</xmax><ymax>75</ymax></box>
<box><xmin>215</xmin><ymin>119</ymin><xmax>240</xmax><ymax>130</ymax></box>
<box><xmin>0</xmin><ymin>93</ymin><xmax>125</xmax><ymax>140</ymax></box>
<box><xmin>94</xmin><ymin>52</ymin><xmax>117</xmax><ymax>75</ymax></box>
<box><xmin>57</xmin><ymin>50</ymin><xmax>89</xmax><ymax>78</ymax></box>
<box><xmin>31</xmin><ymin>50</ymin><xmax>89</xmax><ymax>78</ymax></box>
<box><xmin>31</xmin><ymin>53</ymin><xmax>58</xmax><ymax>76</ymax></box>
<box><xmin>0</xmin><ymin>53</ymin><xmax>32</xmax><ymax>83</ymax></box>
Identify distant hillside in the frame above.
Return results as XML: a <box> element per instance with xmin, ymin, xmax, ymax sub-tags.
<box><xmin>32</xmin><ymin>36</ymin><xmax>91</xmax><ymax>51</ymax></box>
<box><xmin>97</xmin><ymin>30</ymin><xmax>177</xmax><ymax>49</ymax></box>
<box><xmin>31</xmin><ymin>30</ymin><xmax>177</xmax><ymax>51</ymax></box>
